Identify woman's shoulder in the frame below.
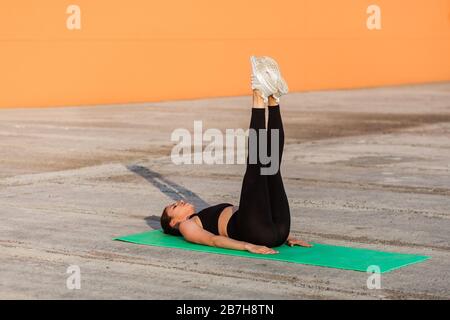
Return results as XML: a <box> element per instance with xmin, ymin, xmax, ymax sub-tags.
<box><xmin>179</xmin><ymin>218</ymin><xmax>201</xmax><ymax>233</ymax></box>
<box><xmin>186</xmin><ymin>214</ymin><xmax>203</xmax><ymax>229</ymax></box>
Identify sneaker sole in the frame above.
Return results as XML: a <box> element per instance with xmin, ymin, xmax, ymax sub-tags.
<box><xmin>251</xmin><ymin>56</ymin><xmax>277</xmax><ymax>95</ymax></box>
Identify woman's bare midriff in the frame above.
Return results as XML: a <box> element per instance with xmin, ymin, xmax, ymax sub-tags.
<box><xmin>218</xmin><ymin>205</ymin><xmax>238</xmax><ymax>237</ymax></box>
<box><xmin>190</xmin><ymin>205</ymin><xmax>237</xmax><ymax>237</ymax></box>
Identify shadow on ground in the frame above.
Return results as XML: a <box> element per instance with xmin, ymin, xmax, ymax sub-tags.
<box><xmin>126</xmin><ymin>164</ymin><xmax>210</xmax><ymax>229</ymax></box>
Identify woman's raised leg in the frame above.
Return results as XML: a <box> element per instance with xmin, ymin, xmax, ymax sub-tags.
<box><xmin>265</xmin><ymin>96</ymin><xmax>290</xmax><ymax>243</ymax></box>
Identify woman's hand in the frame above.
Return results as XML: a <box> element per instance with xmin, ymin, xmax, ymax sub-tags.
<box><xmin>286</xmin><ymin>237</ymin><xmax>313</xmax><ymax>248</ymax></box>
<box><xmin>245</xmin><ymin>243</ymin><xmax>279</xmax><ymax>254</ymax></box>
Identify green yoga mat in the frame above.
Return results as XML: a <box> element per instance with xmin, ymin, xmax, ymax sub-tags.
<box><xmin>114</xmin><ymin>229</ymin><xmax>429</xmax><ymax>273</ymax></box>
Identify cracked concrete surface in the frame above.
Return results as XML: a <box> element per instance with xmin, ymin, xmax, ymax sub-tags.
<box><xmin>1</xmin><ymin>82</ymin><xmax>449</xmax><ymax>299</ymax></box>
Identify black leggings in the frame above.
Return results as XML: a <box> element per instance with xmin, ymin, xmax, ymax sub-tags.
<box><xmin>227</xmin><ymin>105</ymin><xmax>290</xmax><ymax>247</ymax></box>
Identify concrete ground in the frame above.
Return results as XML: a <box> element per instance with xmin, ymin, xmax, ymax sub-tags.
<box><xmin>1</xmin><ymin>82</ymin><xmax>449</xmax><ymax>299</ymax></box>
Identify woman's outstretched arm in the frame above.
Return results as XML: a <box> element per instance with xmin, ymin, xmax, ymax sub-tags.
<box><xmin>179</xmin><ymin>220</ymin><xmax>278</xmax><ymax>254</ymax></box>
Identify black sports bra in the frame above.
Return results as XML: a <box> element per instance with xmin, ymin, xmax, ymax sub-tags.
<box><xmin>189</xmin><ymin>203</ymin><xmax>233</xmax><ymax>235</ymax></box>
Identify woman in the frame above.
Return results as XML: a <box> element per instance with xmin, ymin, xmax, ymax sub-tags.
<box><xmin>160</xmin><ymin>56</ymin><xmax>311</xmax><ymax>254</ymax></box>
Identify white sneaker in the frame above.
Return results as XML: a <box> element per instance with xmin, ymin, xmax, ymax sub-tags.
<box><xmin>250</xmin><ymin>56</ymin><xmax>277</xmax><ymax>103</ymax></box>
<box><xmin>261</xmin><ymin>56</ymin><xmax>289</xmax><ymax>104</ymax></box>
<box><xmin>250</xmin><ymin>55</ymin><xmax>288</xmax><ymax>104</ymax></box>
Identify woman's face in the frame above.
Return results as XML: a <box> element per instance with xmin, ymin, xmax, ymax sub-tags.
<box><xmin>165</xmin><ymin>200</ymin><xmax>195</xmax><ymax>227</ymax></box>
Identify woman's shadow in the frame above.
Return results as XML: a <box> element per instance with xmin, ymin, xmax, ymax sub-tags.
<box><xmin>126</xmin><ymin>164</ymin><xmax>209</xmax><ymax>230</ymax></box>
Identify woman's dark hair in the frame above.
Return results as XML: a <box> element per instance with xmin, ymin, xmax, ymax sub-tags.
<box><xmin>160</xmin><ymin>207</ymin><xmax>182</xmax><ymax>236</ymax></box>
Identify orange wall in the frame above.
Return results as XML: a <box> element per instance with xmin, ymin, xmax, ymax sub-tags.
<box><xmin>1</xmin><ymin>0</ymin><xmax>450</xmax><ymax>108</ymax></box>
